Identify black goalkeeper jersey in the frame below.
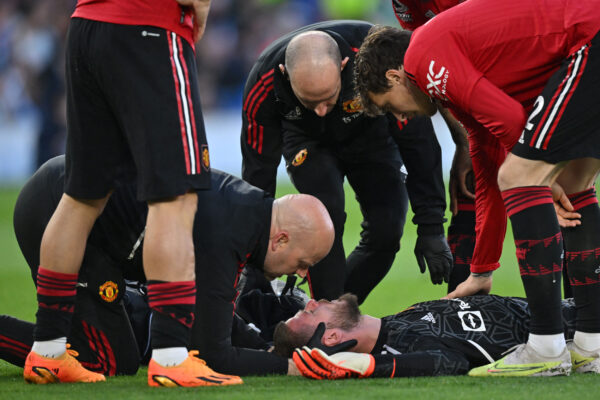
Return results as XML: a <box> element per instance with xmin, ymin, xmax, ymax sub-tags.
<box><xmin>368</xmin><ymin>295</ymin><xmax>577</xmax><ymax>377</ymax></box>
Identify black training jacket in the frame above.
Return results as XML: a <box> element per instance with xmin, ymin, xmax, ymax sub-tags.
<box><xmin>240</xmin><ymin>20</ymin><xmax>445</xmax><ymax>230</ymax></box>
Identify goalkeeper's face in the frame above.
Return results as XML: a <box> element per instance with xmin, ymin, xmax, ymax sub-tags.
<box><xmin>286</xmin><ymin>293</ymin><xmax>361</xmax><ymax>336</ymax></box>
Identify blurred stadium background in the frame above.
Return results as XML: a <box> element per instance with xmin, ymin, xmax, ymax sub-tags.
<box><xmin>0</xmin><ymin>0</ymin><xmax>455</xmax><ymax>184</ymax></box>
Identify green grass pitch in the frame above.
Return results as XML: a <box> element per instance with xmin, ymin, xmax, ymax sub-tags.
<box><xmin>0</xmin><ymin>182</ymin><xmax>597</xmax><ymax>399</ymax></box>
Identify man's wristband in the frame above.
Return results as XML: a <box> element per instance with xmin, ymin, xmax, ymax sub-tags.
<box><xmin>471</xmin><ymin>271</ymin><xmax>492</xmax><ymax>278</ymax></box>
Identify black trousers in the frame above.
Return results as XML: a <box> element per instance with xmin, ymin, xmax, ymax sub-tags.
<box><xmin>284</xmin><ymin>136</ymin><xmax>407</xmax><ymax>302</ymax></box>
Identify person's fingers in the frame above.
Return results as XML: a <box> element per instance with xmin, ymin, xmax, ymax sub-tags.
<box><xmin>554</xmin><ymin>202</ymin><xmax>581</xmax><ymax>227</ymax></box>
<box><xmin>557</xmin><ymin>191</ymin><xmax>575</xmax><ymax>212</ymax></box>
<box><xmin>459</xmin><ymin>170</ymin><xmax>476</xmax><ymax>199</ymax></box>
<box><xmin>415</xmin><ymin>253</ymin><xmax>426</xmax><ymax>274</ymax></box>
<box><xmin>449</xmin><ymin>175</ymin><xmax>458</xmax><ymax>216</ymax></box>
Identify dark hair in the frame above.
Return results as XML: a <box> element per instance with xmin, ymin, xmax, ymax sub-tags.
<box><xmin>272</xmin><ymin>321</ymin><xmax>313</xmax><ymax>358</ymax></box>
<box><xmin>272</xmin><ymin>293</ymin><xmax>361</xmax><ymax>357</ymax></box>
<box><xmin>354</xmin><ymin>25</ymin><xmax>412</xmax><ymax>116</ymax></box>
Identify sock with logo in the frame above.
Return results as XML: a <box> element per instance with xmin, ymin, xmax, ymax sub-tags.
<box><xmin>562</xmin><ymin>188</ymin><xmax>600</xmax><ymax>335</ymax></box>
<box><xmin>147</xmin><ymin>280</ymin><xmax>196</xmax><ymax>365</ymax></box>
<box><xmin>502</xmin><ymin>187</ymin><xmax>563</xmax><ymax>336</ymax></box>
<box><xmin>32</xmin><ymin>267</ymin><xmax>78</xmax><ymax>358</ymax></box>
<box><xmin>447</xmin><ymin>199</ymin><xmax>476</xmax><ymax>292</ymax></box>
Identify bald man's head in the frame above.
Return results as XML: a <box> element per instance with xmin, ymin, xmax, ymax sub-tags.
<box><xmin>281</xmin><ymin>31</ymin><xmax>348</xmax><ymax>117</ymax></box>
<box><xmin>262</xmin><ymin>194</ymin><xmax>334</xmax><ymax>280</ymax></box>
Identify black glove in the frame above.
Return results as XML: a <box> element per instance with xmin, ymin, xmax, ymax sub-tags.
<box><xmin>307</xmin><ymin>322</ymin><xmax>357</xmax><ymax>355</ymax></box>
<box><xmin>414</xmin><ymin>234</ymin><xmax>453</xmax><ymax>285</ymax></box>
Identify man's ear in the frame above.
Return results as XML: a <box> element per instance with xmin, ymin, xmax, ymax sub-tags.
<box><xmin>322</xmin><ymin>328</ymin><xmax>344</xmax><ymax>347</ymax></box>
<box><xmin>385</xmin><ymin>68</ymin><xmax>404</xmax><ymax>86</ymax></box>
<box><xmin>340</xmin><ymin>56</ymin><xmax>350</xmax><ymax>71</ymax></box>
<box><xmin>270</xmin><ymin>230</ymin><xmax>290</xmax><ymax>251</ymax></box>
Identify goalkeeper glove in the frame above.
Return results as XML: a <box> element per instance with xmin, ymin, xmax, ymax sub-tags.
<box><xmin>293</xmin><ymin>347</ymin><xmax>375</xmax><ymax>380</ymax></box>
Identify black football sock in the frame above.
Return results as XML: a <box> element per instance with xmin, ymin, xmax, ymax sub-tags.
<box><xmin>147</xmin><ymin>280</ymin><xmax>196</xmax><ymax>349</ymax></box>
<box><xmin>447</xmin><ymin>198</ymin><xmax>476</xmax><ymax>292</ymax></box>
<box><xmin>502</xmin><ymin>186</ymin><xmax>563</xmax><ymax>335</ymax></box>
<box><xmin>563</xmin><ymin>188</ymin><xmax>600</xmax><ymax>333</ymax></box>
<box><xmin>33</xmin><ymin>267</ymin><xmax>78</xmax><ymax>341</ymax></box>
<box><xmin>0</xmin><ymin>315</ymin><xmax>34</xmax><ymax>367</ymax></box>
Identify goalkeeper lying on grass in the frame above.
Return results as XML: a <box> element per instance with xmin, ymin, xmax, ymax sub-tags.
<box><xmin>277</xmin><ymin>293</ymin><xmax>586</xmax><ymax>378</ymax></box>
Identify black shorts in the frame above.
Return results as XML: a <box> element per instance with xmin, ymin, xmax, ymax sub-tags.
<box><xmin>511</xmin><ymin>32</ymin><xmax>600</xmax><ymax>163</ymax></box>
<box><xmin>65</xmin><ymin>18</ymin><xmax>210</xmax><ymax>201</ymax></box>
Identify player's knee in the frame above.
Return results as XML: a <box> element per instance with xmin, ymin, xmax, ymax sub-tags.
<box><xmin>361</xmin><ymin>219</ymin><xmax>402</xmax><ymax>252</ymax></box>
<box><xmin>148</xmin><ymin>191</ymin><xmax>198</xmax><ymax>222</ymax></box>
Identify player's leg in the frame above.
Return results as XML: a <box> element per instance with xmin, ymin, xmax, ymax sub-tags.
<box><xmin>556</xmin><ymin>158</ymin><xmax>600</xmax><ymax>373</ymax></box>
<box><xmin>284</xmin><ymin>143</ymin><xmax>346</xmax><ymax>300</ymax></box>
<box><xmin>23</xmin><ymin>17</ymin><xmax>130</xmax><ymax>383</ymax></box>
<box><xmin>474</xmin><ymin>37</ymin><xmax>600</xmax><ymax>376</ymax></box>
<box><xmin>97</xmin><ymin>23</ymin><xmax>239</xmax><ymax>386</ymax></box>
<box><xmin>495</xmin><ymin>155</ymin><xmax>570</xmax><ymax>373</ymax></box>
<box><xmin>343</xmin><ymin>154</ymin><xmax>407</xmax><ymax>304</ymax></box>
<box><xmin>447</xmin><ymin>198</ymin><xmax>476</xmax><ymax>292</ymax></box>
<box><xmin>0</xmin><ymin>316</ymin><xmax>34</xmax><ymax>368</ymax></box>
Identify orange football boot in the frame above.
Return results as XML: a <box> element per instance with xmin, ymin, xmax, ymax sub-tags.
<box><xmin>148</xmin><ymin>350</ymin><xmax>243</xmax><ymax>387</ymax></box>
<box><xmin>24</xmin><ymin>347</ymin><xmax>106</xmax><ymax>384</ymax></box>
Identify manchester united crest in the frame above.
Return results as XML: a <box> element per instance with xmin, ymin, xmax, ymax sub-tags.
<box><xmin>292</xmin><ymin>148</ymin><xmax>308</xmax><ymax>167</ymax></box>
<box><xmin>99</xmin><ymin>281</ymin><xmax>119</xmax><ymax>303</ymax></box>
<box><xmin>342</xmin><ymin>98</ymin><xmax>363</xmax><ymax>113</ymax></box>
<box><xmin>201</xmin><ymin>145</ymin><xmax>210</xmax><ymax>171</ymax></box>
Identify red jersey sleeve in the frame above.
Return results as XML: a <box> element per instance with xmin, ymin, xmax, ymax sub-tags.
<box><xmin>466</xmin><ymin>77</ymin><xmax>527</xmax><ymax>151</ymax></box>
<box><xmin>405</xmin><ymin>31</ymin><xmax>482</xmax><ymax>110</ymax></box>
<box><xmin>392</xmin><ymin>0</ymin><xmax>427</xmax><ymax>31</ymax></box>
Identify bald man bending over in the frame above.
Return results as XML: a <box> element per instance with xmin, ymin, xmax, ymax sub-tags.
<box><xmin>241</xmin><ymin>20</ymin><xmax>451</xmax><ymax>302</ymax></box>
<box><xmin>7</xmin><ymin>155</ymin><xmax>334</xmax><ymax>379</ymax></box>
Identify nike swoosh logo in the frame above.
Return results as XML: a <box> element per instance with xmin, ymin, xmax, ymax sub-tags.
<box><xmin>487</xmin><ymin>363</ymin><xmax>542</xmax><ymax>373</ymax></box>
<box><xmin>573</xmin><ymin>359</ymin><xmax>590</xmax><ymax>366</ymax></box>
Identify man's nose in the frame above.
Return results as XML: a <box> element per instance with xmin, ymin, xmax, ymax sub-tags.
<box><xmin>296</xmin><ymin>268</ymin><xmax>308</xmax><ymax>278</ymax></box>
<box><xmin>314</xmin><ymin>103</ymin><xmax>328</xmax><ymax>117</ymax></box>
<box><xmin>305</xmin><ymin>299</ymin><xmax>318</xmax><ymax>311</ymax></box>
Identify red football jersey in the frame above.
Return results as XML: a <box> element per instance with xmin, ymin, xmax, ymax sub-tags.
<box><xmin>72</xmin><ymin>0</ymin><xmax>195</xmax><ymax>47</ymax></box>
<box><xmin>391</xmin><ymin>0</ymin><xmax>464</xmax><ymax>31</ymax></box>
<box><xmin>404</xmin><ymin>0</ymin><xmax>600</xmax><ymax>272</ymax></box>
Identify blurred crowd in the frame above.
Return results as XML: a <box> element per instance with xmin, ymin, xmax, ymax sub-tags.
<box><xmin>0</xmin><ymin>0</ymin><xmax>396</xmax><ymax>172</ymax></box>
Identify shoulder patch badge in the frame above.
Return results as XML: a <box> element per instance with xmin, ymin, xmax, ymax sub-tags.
<box><xmin>292</xmin><ymin>148</ymin><xmax>308</xmax><ymax>166</ymax></box>
<box><xmin>201</xmin><ymin>145</ymin><xmax>210</xmax><ymax>171</ymax></box>
<box><xmin>342</xmin><ymin>98</ymin><xmax>363</xmax><ymax>113</ymax></box>
<box><xmin>99</xmin><ymin>281</ymin><xmax>119</xmax><ymax>303</ymax></box>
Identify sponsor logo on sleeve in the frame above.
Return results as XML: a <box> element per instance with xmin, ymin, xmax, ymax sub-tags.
<box><xmin>427</xmin><ymin>60</ymin><xmax>449</xmax><ymax>101</ymax></box>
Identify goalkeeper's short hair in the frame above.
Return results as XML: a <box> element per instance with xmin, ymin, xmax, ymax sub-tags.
<box><xmin>273</xmin><ymin>321</ymin><xmax>313</xmax><ymax>358</ymax></box>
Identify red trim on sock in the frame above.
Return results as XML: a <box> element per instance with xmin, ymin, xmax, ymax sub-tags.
<box><xmin>501</xmin><ymin>186</ymin><xmax>553</xmax><ymax>217</ymax></box>
<box><xmin>36</xmin><ymin>267</ymin><xmax>77</xmax><ymax>297</ymax></box>
<box><xmin>567</xmin><ymin>188</ymin><xmax>598</xmax><ymax>211</ymax></box>
<box><xmin>147</xmin><ymin>281</ymin><xmax>196</xmax><ymax>307</ymax></box>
